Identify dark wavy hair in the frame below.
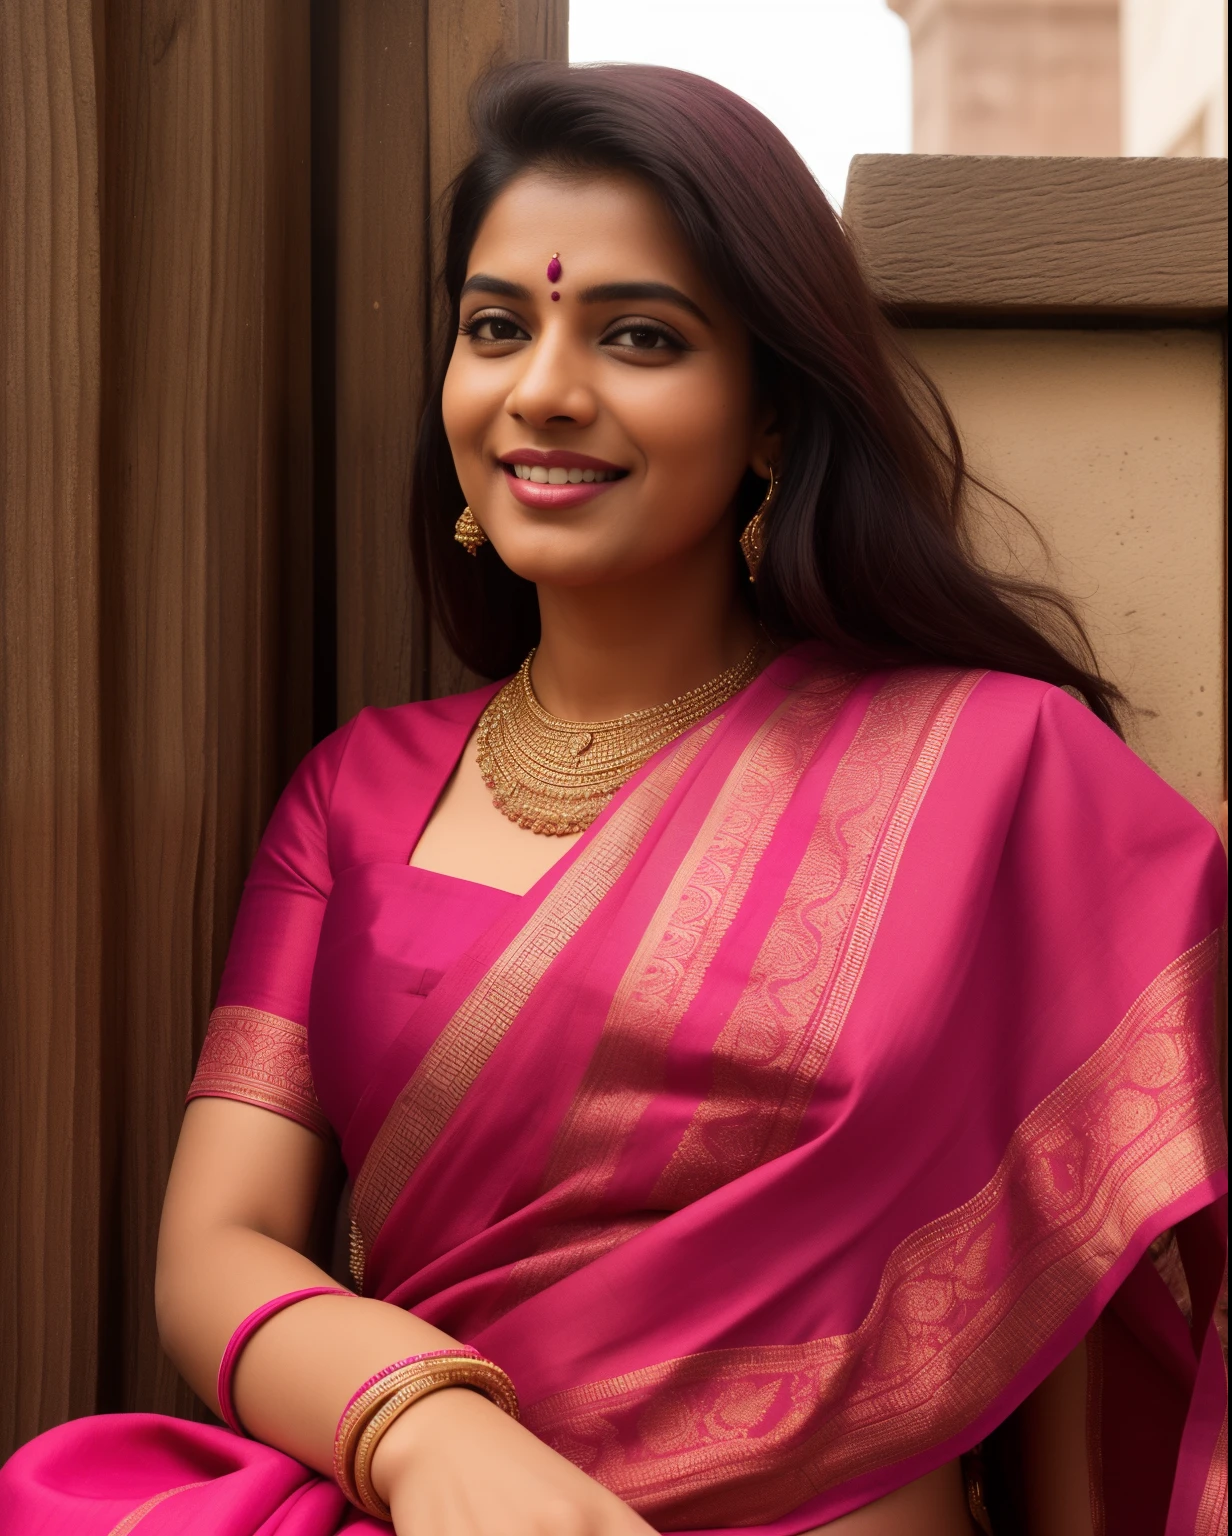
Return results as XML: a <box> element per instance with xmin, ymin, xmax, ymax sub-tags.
<box><xmin>410</xmin><ymin>62</ymin><xmax>1123</xmax><ymax>730</ymax></box>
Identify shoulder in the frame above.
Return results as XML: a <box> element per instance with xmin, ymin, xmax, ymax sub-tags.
<box><xmin>951</xmin><ymin>668</ymin><xmax>1130</xmax><ymax>772</ymax></box>
<box><xmin>957</xmin><ymin>670</ymin><xmax>1223</xmax><ymax>872</ymax></box>
<box><xmin>265</xmin><ymin>683</ymin><xmax>500</xmax><ymax>845</ymax></box>
<box><xmin>341</xmin><ymin>688</ymin><xmax>497</xmax><ymax>752</ymax></box>
<box><xmin>333</xmin><ymin>683</ymin><xmax>503</xmax><ymax>790</ymax></box>
<box><xmin>299</xmin><ymin>685</ymin><xmax>505</xmax><ymax>870</ymax></box>
<box><xmin>960</xmin><ymin>667</ymin><xmax>1090</xmax><ymax>734</ymax></box>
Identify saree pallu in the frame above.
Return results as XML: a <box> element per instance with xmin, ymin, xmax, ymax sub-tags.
<box><xmin>2</xmin><ymin>646</ymin><xmax>1226</xmax><ymax>1534</ymax></box>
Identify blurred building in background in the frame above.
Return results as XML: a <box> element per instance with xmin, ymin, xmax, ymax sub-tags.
<box><xmin>1122</xmin><ymin>0</ymin><xmax>1228</xmax><ymax>154</ymax></box>
<box><xmin>888</xmin><ymin>0</ymin><xmax>1228</xmax><ymax>156</ymax></box>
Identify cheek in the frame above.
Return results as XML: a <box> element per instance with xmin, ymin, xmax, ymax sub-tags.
<box><xmin>624</xmin><ymin>365</ymin><xmax>753</xmax><ymax>487</ymax></box>
<box><xmin>441</xmin><ymin>352</ymin><xmax>492</xmax><ymax>460</ymax></box>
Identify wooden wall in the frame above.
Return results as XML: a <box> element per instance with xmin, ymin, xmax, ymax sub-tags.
<box><xmin>0</xmin><ymin>0</ymin><xmax>565</xmax><ymax>1458</ymax></box>
<box><xmin>1</xmin><ymin>0</ymin><xmax>106</xmax><ymax>1451</ymax></box>
<box><xmin>335</xmin><ymin>2</ymin><xmax>567</xmax><ymax>713</ymax></box>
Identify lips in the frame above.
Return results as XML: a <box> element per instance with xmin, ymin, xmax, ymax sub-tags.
<box><xmin>500</xmin><ymin>448</ymin><xmax>625</xmax><ymax>472</ymax></box>
<box><xmin>499</xmin><ymin>449</ymin><xmax>628</xmax><ymax>510</ymax></box>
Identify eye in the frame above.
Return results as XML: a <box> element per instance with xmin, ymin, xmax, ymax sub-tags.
<box><xmin>604</xmin><ymin>321</ymin><xmax>682</xmax><ymax>353</ymax></box>
<box><xmin>461</xmin><ymin>311</ymin><xmax>529</xmax><ymax>344</ymax></box>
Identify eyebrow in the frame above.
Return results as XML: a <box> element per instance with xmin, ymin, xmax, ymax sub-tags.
<box><xmin>578</xmin><ymin>282</ymin><xmax>710</xmax><ymax>325</ymax></box>
<box><xmin>460</xmin><ymin>275</ymin><xmax>532</xmax><ymax>301</ymax></box>
<box><xmin>459</xmin><ymin>274</ymin><xmax>710</xmax><ymax>326</ymax></box>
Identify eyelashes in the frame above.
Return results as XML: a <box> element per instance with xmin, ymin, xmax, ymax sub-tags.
<box><xmin>602</xmin><ymin>321</ymin><xmax>686</xmax><ymax>352</ymax></box>
<box><xmin>458</xmin><ymin>312</ymin><xmax>528</xmax><ymax>343</ymax></box>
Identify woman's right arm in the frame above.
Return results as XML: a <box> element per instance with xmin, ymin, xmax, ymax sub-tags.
<box><xmin>155</xmin><ymin>1094</ymin><xmax>654</xmax><ymax>1533</ymax></box>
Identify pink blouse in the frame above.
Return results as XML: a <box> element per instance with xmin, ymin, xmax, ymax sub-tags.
<box><xmin>187</xmin><ymin>687</ymin><xmax>514</xmax><ymax>1165</ymax></box>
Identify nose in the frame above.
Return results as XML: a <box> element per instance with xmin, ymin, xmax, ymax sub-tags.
<box><xmin>504</xmin><ymin>326</ymin><xmax>598</xmax><ymax>431</ymax></box>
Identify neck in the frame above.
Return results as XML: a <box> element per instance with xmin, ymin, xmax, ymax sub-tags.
<box><xmin>530</xmin><ymin>525</ymin><xmax>762</xmax><ymax>721</ymax></box>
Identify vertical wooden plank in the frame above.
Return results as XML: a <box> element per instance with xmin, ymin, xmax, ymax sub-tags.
<box><xmin>310</xmin><ymin>0</ymin><xmax>341</xmax><ymax>743</ymax></box>
<box><xmin>427</xmin><ymin>0</ymin><xmax>568</xmax><ymax>212</ymax></box>
<box><xmin>335</xmin><ymin>2</ymin><xmax>433</xmax><ymax>716</ymax></box>
<box><xmin>95</xmin><ymin>0</ymin><xmax>313</xmax><ymax>1415</ymax></box>
<box><xmin>0</xmin><ymin>1</ymin><xmax>104</xmax><ymax>1455</ymax></box>
<box><xmin>335</xmin><ymin>0</ymin><xmax>568</xmax><ymax>720</ymax></box>
<box><xmin>265</xmin><ymin>4</ymin><xmax>317</xmax><ymax>792</ymax></box>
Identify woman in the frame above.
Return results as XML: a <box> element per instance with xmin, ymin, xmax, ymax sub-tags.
<box><xmin>1</xmin><ymin>62</ymin><xmax>1225</xmax><ymax>1536</ymax></box>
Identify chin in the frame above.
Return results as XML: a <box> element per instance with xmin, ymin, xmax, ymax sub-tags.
<box><xmin>490</xmin><ymin>530</ymin><xmax>654</xmax><ymax>589</ymax></box>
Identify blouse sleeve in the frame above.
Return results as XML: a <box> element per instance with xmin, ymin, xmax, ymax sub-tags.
<box><xmin>186</xmin><ymin>717</ymin><xmax>359</xmax><ymax>1138</ymax></box>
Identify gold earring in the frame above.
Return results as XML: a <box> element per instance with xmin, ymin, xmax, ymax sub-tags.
<box><xmin>740</xmin><ymin>466</ymin><xmax>777</xmax><ymax>581</ymax></box>
<box><xmin>454</xmin><ymin>505</ymin><xmax>487</xmax><ymax>555</ymax></box>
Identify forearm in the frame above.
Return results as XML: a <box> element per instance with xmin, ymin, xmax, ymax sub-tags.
<box><xmin>156</xmin><ymin>1100</ymin><xmax>465</xmax><ymax>1478</ymax></box>
<box><xmin>156</xmin><ymin>1220</ymin><xmax>464</xmax><ymax>1476</ymax></box>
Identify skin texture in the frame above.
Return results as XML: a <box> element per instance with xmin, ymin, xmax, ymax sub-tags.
<box><xmin>155</xmin><ymin>168</ymin><xmax>1095</xmax><ymax>1535</ymax></box>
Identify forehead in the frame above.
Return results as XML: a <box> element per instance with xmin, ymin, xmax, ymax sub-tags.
<box><xmin>467</xmin><ymin>169</ymin><xmax>707</xmax><ymax>289</ymax></box>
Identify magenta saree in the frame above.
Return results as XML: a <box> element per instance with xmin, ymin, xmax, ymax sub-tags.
<box><xmin>3</xmin><ymin>646</ymin><xmax>1226</xmax><ymax>1534</ymax></box>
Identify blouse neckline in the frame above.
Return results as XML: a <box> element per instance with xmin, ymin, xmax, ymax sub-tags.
<box><xmin>402</xmin><ymin>860</ymin><xmax>521</xmax><ymax>902</ymax></box>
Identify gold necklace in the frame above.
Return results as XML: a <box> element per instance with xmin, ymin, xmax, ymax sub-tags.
<box><xmin>476</xmin><ymin>644</ymin><xmax>764</xmax><ymax>836</ymax></box>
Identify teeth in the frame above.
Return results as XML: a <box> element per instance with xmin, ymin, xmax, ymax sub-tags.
<box><xmin>510</xmin><ymin>463</ymin><xmax>618</xmax><ymax>483</ymax></box>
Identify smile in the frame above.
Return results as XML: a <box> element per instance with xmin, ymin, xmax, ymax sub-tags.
<box><xmin>499</xmin><ymin>451</ymin><xmax>628</xmax><ymax>510</ymax></box>
<box><xmin>510</xmin><ymin>463</ymin><xmax>622</xmax><ymax>484</ymax></box>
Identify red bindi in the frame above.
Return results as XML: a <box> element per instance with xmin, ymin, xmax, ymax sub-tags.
<box><xmin>551</xmin><ymin>292</ymin><xmax>561</xmax><ymax>302</ymax></box>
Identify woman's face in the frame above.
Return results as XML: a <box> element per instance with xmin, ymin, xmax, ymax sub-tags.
<box><xmin>442</xmin><ymin>169</ymin><xmax>777</xmax><ymax>588</ymax></box>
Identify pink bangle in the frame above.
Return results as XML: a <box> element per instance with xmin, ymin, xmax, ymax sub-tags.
<box><xmin>217</xmin><ymin>1286</ymin><xmax>353</xmax><ymax>1433</ymax></box>
<box><xmin>335</xmin><ymin>1347</ymin><xmax>484</xmax><ymax>1431</ymax></box>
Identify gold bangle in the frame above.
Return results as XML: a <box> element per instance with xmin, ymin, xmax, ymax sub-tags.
<box><xmin>353</xmin><ymin>1359</ymin><xmax>521</xmax><ymax>1520</ymax></box>
<box><xmin>337</xmin><ymin>1355</ymin><xmax>519</xmax><ymax>1518</ymax></box>
<box><xmin>353</xmin><ymin>1375</ymin><xmax>451</xmax><ymax>1518</ymax></box>
<box><xmin>334</xmin><ymin>1354</ymin><xmax>483</xmax><ymax>1507</ymax></box>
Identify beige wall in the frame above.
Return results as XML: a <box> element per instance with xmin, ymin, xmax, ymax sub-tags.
<box><xmin>904</xmin><ymin>328</ymin><xmax>1225</xmax><ymax>818</ymax></box>
<box><xmin>1121</xmin><ymin>0</ymin><xmax>1228</xmax><ymax>156</ymax></box>
<box><xmin>888</xmin><ymin>0</ymin><xmax>1120</xmax><ymax>154</ymax></box>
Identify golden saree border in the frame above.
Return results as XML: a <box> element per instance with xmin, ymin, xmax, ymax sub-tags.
<box><xmin>651</xmin><ymin>667</ymin><xmax>981</xmax><ymax>1210</ymax></box>
<box><xmin>1195</xmin><ymin>1395</ymin><xmax>1229</xmax><ymax>1536</ymax></box>
<box><xmin>526</xmin><ymin>936</ymin><xmax>1226</xmax><ymax>1528</ymax></box>
<box><xmin>186</xmin><ymin>1005</ymin><xmax>329</xmax><ymax>1140</ymax></box>
<box><xmin>500</xmin><ymin>672</ymin><xmax>860</xmax><ymax>1305</ymax></box>
<box><xmin>350</xmin><ymin>721</ymin><xmax>720</xmax><ymax>1256</ymax></box>
<box><xmin>106</xmin><ymin>1480</ymin><xmax>209</xmax><ymax>1536</ymax></box>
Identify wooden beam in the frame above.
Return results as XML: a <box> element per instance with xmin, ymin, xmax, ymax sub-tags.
<box><xmin>843</xmin><ymin>154</ymin><xmax>1228</xmax><ymax>323</ymax></box>
<box><xmin>335</xmin><ymin>0</ymin><xmax>568</xmax><ymax>718</ymax></box>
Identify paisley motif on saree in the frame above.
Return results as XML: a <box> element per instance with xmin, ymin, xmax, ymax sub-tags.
<box><xmin>522</xmin><ymin>934</ymin><xmax>1224</xmax><ymax>1527</ymax></box>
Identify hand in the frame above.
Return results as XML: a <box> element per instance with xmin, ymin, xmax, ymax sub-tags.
<box><xmin>372</xmin><ymin>1385</ymin><xmax>657</xmax><ymax>1535</ymax></box>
